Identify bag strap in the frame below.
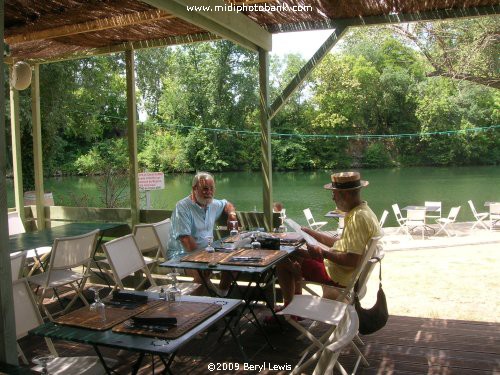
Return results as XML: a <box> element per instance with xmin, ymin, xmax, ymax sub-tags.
<box><xmin>378</xmin><ymin>259</ymin><xmax>383</xmax><ymax>288</ymax></box>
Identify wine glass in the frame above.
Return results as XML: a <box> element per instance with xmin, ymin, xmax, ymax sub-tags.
<box><xmin>250</xmin><ymin>233</ymin><xmax>261</xmax><ymax>249</ymax></box>
<box><xmin>89</xmin><ymin>286</ymin><xmax>106</xmax><ymax>322</ymax></box>
<box><xmin>166</xmin><ymin>272</ymin><xmax>182</xmax><ymax>301</ymax></box>
<box><xmin>279</xmin><ymin>209</ymin><xmax>287</xmax><ymax>233</ymax></box>
<box><xmin>205</xmin><ymin>235</ymin><xmax>215</xmax><ymax>252</ymax></box>
<box><xmin>229</xmin><ymin>220</ymin><xmax>239</xmax><ymax>237</ymax></box>
<box><xmin>33</xmin><ymin>354</ymin><xmax>55</xmax><ymax>375</ymax></box>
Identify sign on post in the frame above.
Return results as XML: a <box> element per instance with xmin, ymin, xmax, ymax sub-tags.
<box><xmin>138</xmin><ymin>172</ymin><xmax>165</xmax><ymax>209</ymax></box>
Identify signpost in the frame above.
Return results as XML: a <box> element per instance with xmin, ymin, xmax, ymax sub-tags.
<box><xmin>138</xmin><ymin>172</ymin><xmax>165</xmax><ymax>209</ymax></box>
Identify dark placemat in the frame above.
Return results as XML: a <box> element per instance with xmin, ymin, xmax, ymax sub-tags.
<box><xmin>219</xmin><ymin>249</ymin><xmax>287</xmax><ymax>267</ymax></box>
<box><xmin>112</xmin><ymin>301</ymin><xmax>222</xmax><ymax>339</ymax></box>
<box><xmin>180</xmin><ymin>249</ymin><xmax>245</xmax><ymax>263</ymax></box>
<box><xmin>273</xmin><ymin>232</ymin><xmax>304</xmax><ymax>246</ymax></box>
<box><xmin>55</xmin><ymin>300</ymin><xmax>163</xmax><ymax>331</ymax></box>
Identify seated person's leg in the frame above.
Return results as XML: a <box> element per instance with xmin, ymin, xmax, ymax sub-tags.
<box><xmin>276</xmin><ymin>259</ymin><xmax>302</xmax><ymax>306</ymax></box>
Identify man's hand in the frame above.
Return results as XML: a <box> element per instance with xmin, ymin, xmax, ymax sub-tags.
<box><xmin>307</xmin><ymin>243</ymin><xmax>323</xmax><ymax>260</ymax></box>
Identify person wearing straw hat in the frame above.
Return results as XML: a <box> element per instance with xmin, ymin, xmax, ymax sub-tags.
<box><xmin>266</xmin><ymin>171</ymin><xmax>381</xmax><ymax>323</ymax></box>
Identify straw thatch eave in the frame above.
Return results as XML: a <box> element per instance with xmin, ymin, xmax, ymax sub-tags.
<box><xmin>3</xmin><ymin>0</ymin><xmax>499</xmax><ymax>63</ymax></box>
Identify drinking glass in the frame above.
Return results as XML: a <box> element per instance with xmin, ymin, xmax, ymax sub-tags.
<box><xmin>205</xmin><ymin>235</ymin><xmax>215</xmax><ymax>252</ymax></box>
<box><xmin>229</xmin><ymin>220</ymin><xmax>239</xmax><ymax>237</ymax></box>
<box><xmin>279</xmin><ymin>209</ymin><xmax>287</xmax><ymax>233</ymax></box>
<box><xmin>250</xmin><ymin>233</ymin><xmax>261</xmax><ymax>249</ymax></box>
<box><xmin>33</xmin><ymin>354</ymin><xmax>55</xmax><ymax>375</ymax></box>
<box><xmin>167</xmin><ymin>272</ymin><xmax>182</xmax><ymax>301</ymax></box>
<box><xmin>89</xmin><ymin>286</ymin><xmax>106</xmax><ymax>322</ymax></box>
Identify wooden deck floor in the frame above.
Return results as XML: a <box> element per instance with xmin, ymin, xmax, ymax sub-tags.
<box><xmin>16</xmin><ymin>302</ymin><xmax>499</xmax><ymax>375</ymax></box>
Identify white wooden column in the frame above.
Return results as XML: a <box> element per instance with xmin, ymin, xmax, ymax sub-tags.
<box><xmin>31</xmin><ymin>64</ymin><xmax>45</xmax><ymax>229</ymax></box>
<box><xmin>259</xmin><ymin>48</ymin><xmax>273</xmax><ymax>230</ymax></box>
<box><xmin>125</xmin><ymin>49</ymin><xmax>140</xmax><ymax>226</ymax></box>
<box><xmin>0</xmin><ymin>0</ymin><xmax>20</xmax><ymax>363</ymax></box>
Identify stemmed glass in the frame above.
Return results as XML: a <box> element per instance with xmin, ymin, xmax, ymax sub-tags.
<box><xmin>167</xmin><ymin>272</ymin><xmax>182</xmax><ymax>301</ymax></box>
<box><xmin>205</xmin><ymin>235</ymin><xmax>215</xmax><ymax>252</ymax></box>
<box><xmin>279</xmin><ymin>209</ymin><xmax>287</xmax><ymax>233</ymax></box>
<box><xmin>229</xmin><ymin>220</ymin><xmax>239</xmax><ymax>237</ymax></box>
<box><xmin>33</xmin><ymin>354</ymin><xmax>55</xmax><ymax>375</ymax></box>
<box><xmin>89</xmin><ymin>286</ymin><xmax>106</xmax><ymax>322</ymax></box>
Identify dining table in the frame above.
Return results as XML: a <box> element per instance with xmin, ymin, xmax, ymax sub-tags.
<box><xmin>8</xmin><ymin>222</ymin><xmax>129</xmax><ymax>254</ymax></box>
<box><xmin>29</xmin><ymin>293</ymin><xmax>243</xmax><ymax>375</ymax></box>
<box><xmin>161</xmin><ymin>232</ymin><xmax>301</xmax><ymax>350</ymax></box>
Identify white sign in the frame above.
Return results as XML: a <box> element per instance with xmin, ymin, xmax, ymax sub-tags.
<box><xmin>138</xmin><ymin>172</ymin><xmax>165</xmax><ymax>191</ymax></box>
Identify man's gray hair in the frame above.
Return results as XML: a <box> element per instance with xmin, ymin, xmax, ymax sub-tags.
<box><xmin>192</xmin><ymin>171</ymin><xmax>214</xmax><ymax>188</ymax></box>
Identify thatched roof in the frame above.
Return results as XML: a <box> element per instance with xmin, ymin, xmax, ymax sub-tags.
<box><xmin>4</xmin><ymin>0</ymin><xmax>499</xmax><ymax>63</ymax></box>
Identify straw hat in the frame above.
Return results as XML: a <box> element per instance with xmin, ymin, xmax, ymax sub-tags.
<box><xmin>323</xmin><ymin>171</ymin><xmax>369</xmax><ymax>190</ymax></box>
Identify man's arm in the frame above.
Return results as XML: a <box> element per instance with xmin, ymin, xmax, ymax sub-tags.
<box><xmin>307</xmin><ymin>244</ymin><xmax>360</xmax><ymax>267</ymax></box>
<box><xmin>301</xmin><ymin>227</ymin><xmax>338</xmax><ymax>247</ymax></box>
<box><xmin>224</xmin><ymin>201</ymin><xmax>238</xmax><ymax>224</ymax></box>
<box><xmin>179</xmin><ymin>235</ymin><xmax>198</xmax><ymax>252</ymax></box>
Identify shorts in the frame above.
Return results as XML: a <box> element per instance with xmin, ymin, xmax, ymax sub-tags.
<box><xmin>301</xmin><ymin>258</ymin><xmax>344</xmax><ymax>288</ymax></box>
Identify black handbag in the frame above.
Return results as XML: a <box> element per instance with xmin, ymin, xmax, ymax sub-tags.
<box><xmin>354</xmin><ymin>261</ymin><xmax>389</xmax><ymax>335</ymax></box>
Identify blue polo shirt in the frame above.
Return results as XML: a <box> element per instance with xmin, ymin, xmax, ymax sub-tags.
<box><xmin>168</xmin><ymin>196</ymin><xmax>227</xmax><ymax>258</ymax></box>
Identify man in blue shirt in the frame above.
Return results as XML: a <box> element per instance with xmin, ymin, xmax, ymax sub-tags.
<box><xmin>169</xmin><ymin>171</ymin><xmax>237</xmax><ymax>295</ymax></box>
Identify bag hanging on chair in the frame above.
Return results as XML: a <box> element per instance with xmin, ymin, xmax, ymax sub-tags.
<box><xmin>354</xmin><ymin>261</ymin><xmax>389</xmax><ymax>335</ymax></box>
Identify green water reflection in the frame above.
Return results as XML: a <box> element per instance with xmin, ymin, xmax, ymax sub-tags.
<box><xmin>6</xmin><ymin>166</ymin><xmax>500</xmax><ymax>229</ymax></box>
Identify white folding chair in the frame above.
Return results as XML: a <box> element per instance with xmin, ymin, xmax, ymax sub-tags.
<box><xmin>101</xmin><ymin>234</ymin><xmax>157</xmax><ymax>291</ymax></box>
<box><xmin>468</xmin><ymin>200</ymin><xmax>489</xmax><ymax>230</ymax></box>
<box><xmin>490</xmin><ymin>203</ymin><xmax>500</xmax><ymax>231</ymax></box>
<box><xmin>8</xmin><ymin>211</ymin><xmax>52</xmax><ymax>275</ymax></box>
<box><xmin>303</xmin><ymin>208</ymin><xmax>328</xmax><ymax>231</ymax></box>
<box><xmin>10</xmin><ymin>251</ymin><xmax>27</xmax><ymax>282</ymax></box>
<box><xmin>391</xmin><ymin>204</ymin><xmax>407</xmax><ymax>234</ymax></box>
<box><xmin>133</xmin><ymin>218</ymin><xmax>170</xmax><ymax>263</ymax></box>
<box><xmin>283</xmin><ymin>236</ymin><xmax>382</xmax><ymax>374</ymax></box>
<box><xmin>379</xmin><ymin>210</ymin><xmax>389</xmax><ymax>228</ymax></box>
<box><xmin>436</xmin><ymin>206</ymin><xmax>461</xmax><ymax>237</ymax></box>
<box><xmin>405</xmin><ymin>209</ymin><xmax>427</xmax><ymax>239</ymax></box>
<box><xmin>28</xmin><ymin>229</ymin><xmax>100</xmax><ymax>320</ymax></box>
<box><xmin>425</xmin><ymin>201</ymin><xmax>442</xmax><ymax>220</ymax></box>
<box><xmin>13</xmin><ymin>278</ymin><xmax>115</xmax><ymax>373</ymax></box>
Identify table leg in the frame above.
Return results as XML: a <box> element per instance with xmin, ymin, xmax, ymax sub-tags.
<box><xmin>92</xmin><ymin>345</ymin><xmax>118</xmax><ymax>375</ymax></box>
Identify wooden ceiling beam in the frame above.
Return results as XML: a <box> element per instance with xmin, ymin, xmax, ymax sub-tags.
<box><xmin>5</xmin><ymin>9</ymin><xmax>174</xmax><ymax>44</ymax></box>
<box><xmin>142</xmin><ymin>0</ymin><xmax>272</xmax><ymax>51</ymax></box>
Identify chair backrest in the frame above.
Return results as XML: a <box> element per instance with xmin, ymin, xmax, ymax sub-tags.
<box><xmin>447</xmin><ymin>206</ymin><xmax>461</xmax><ymax>221</ymax></box>
<box><xmin>313</xmin><ymin>305</ymin><xmax>359</xmax><ymax>375</ymax></box>
<box><xmin>425</xmin><ymin>201</ymin><xmax>442</xmax><ymax>215</ymax></box>
<box><xmin>12</xmin><ymin>279</ymin><xmax>45</xmax><ymax>338</ymax></box>
<box><xmin>133</xmin><ymin>218</ymin><xmax>171</xmax><ymax>260</ymax></box>
<box><xmin>303</xmin><ymin>208</ymin><xmax>315</xmax><ymax>226</ymax></box>
<box><xmin>102</xmin><ymin>234</ymin><xmax>156</xmax><ymax>289</ymax></box>
<box><xmin>468</xmin><ymin>200</ymin><xmax>479</xmax><ymax>216</ymax></box>
<box><xmin>407</xmin><ymin>209</ymin><xmax>426</xmax><ymax>222</ymax></box>
<box><xmin>49</xmin><ymin>229</ymin><xmax>99</xmax><ymax>270</ymax></box>
<box><xmin>10</xmin><ymin>252</ymin><xmax>26</xmax><ymax>282</ymax></box>
<box><xmin>338</xmin><ymin>235</ymin><xmax>382</xmax><ymax>302</ymax></box>
<box><xmin>391</xmin><ymin>204</ymin><xmax>405</xmax><ymax>224</ymax></box>
<box><xmin>8</xmin><ymin>211</ymin><xmax>26</xmax><ymax>235</ymax></box>
<box><xmin>379</xmin><ymin>210</ymin><xmax>389</xmax><ymax>228</ymax></box>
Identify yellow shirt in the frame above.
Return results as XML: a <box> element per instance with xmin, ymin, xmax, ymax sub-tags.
<box><xmin>324</xmin><ymin>202</ymin><xmax>381</xmax><ymax>286</ymax></box>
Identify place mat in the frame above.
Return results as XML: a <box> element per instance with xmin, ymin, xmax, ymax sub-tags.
<box><xmin>181</xmin><ymin>249</ymin><xmax>244</xmax><ymax>263</ymax></box>
<box><xmin>55</xmin><ymin>300</ymin><xmax>163</xmax><ymax>331</ymax></box>
<box><xmin>272</xmin><ymin>232</ymin><xmax>304</xmax><ymax>246</ymax></box>
<box><xmin>112</xmin><ymin>301</ymin><xmax>221</xmax><ymax>339</ymax></box>
<box><xmin>219</xmin><ymin>249</ymin><xmax>287</xmax><ymax>266</ymax></box>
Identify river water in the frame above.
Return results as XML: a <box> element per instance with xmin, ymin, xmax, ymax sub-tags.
<box><xmin>6</xmin><ymin>166</ymin><xmax>499</xmax><ymax>228</ymax></box>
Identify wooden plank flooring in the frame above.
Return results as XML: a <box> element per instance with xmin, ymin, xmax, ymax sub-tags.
<box><xmin>16</xmin><ymin>302</ymin><xmax>499</xmax><ymax>375</ymax></box>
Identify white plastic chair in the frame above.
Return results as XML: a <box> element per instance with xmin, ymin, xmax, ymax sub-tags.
<box><xmin>284</xmin><ymin>236</ymin><xmax>382</xmax><ymax>373</ymax></box>
<box><xmin>405</xmin><ymin>209</ymin><xmax>427</xmax><ymax>239</ymax></box>
<box><xmin>391</xmin><ymin>204</ymin><xmax>407</xmax><ymax>234</ymax></box>
<box><xmin>133</xmin><ymin>218</ymin><xmax>170</xmax><ymax>262</ymax></box>
<box><xmin>468</xmin><ymin>200</ymin><xmax>489</xmax><ymax>230</ymax></box>
<box><xmin>490</xmin><ymin>203</ymin><xmax>500</xmax><ymax>231</ymax></box>
<box><xmin>101</xmin><ymin>234</ymin><xmax>157</xmax><ymax>291</ymax></box>
<box><xmin>13</xmin><ymin>278</ymin><xmax>115</xmax><ymax>373</ymax></box>
<box><xmin>435</xmin><ymin>206</ymin><xmax>461</xmax><ymax>237</ymax></box>
<box><xmin>28</xmin><ymin>229</ymin><xmax>100</xmax><ymax>320</ymax></box>
<box><xmin>425</xmin><ymin>201</ymin><xmax>442</xmax><ymax>220</ymax></box>
<box><xmin>379</xmin><ymin>210</ymin><xmax>389</xmax><ymax>228</ymax></box>
<box><xmin>10</xmin><ymin>251</ymin><xmax>26</xmax><ymax>282</ymax></box>
<box><xmin>8</xmin><ymin>211</ymin><xmax>52</xmax><ymax>275</ymax></box>
<box><xmin>303</xmin><ymin>208</ymin><xmax>328</xmax><ymax>231</ymax></box>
